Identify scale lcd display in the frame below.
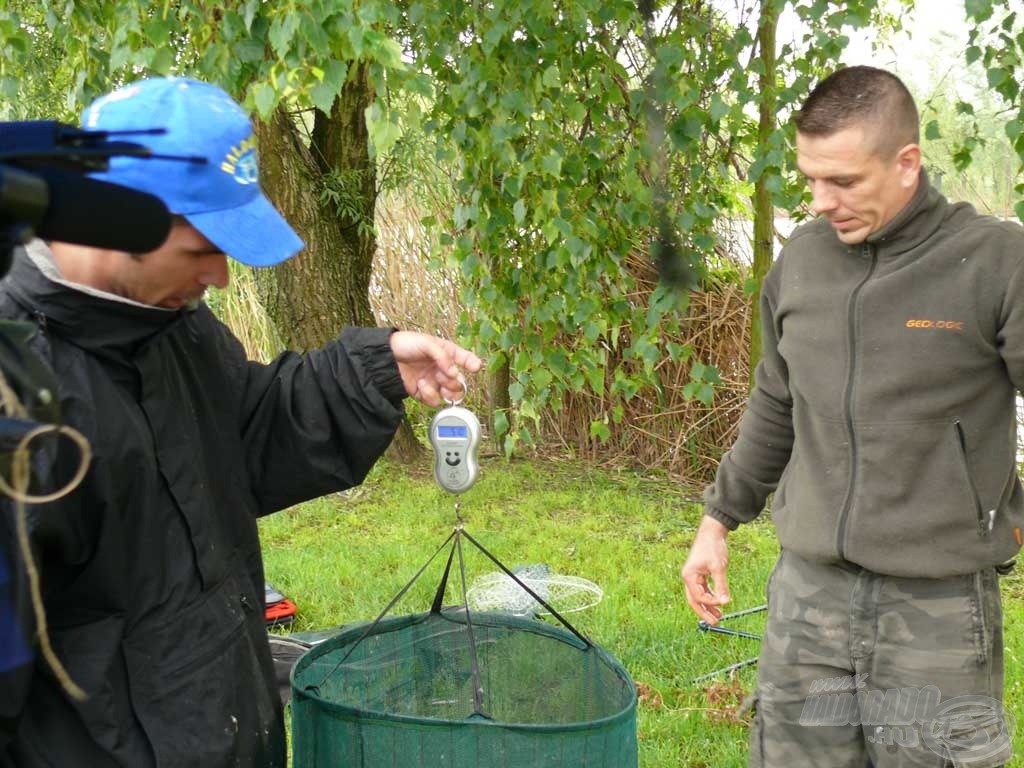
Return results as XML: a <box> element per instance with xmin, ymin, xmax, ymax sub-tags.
<box><xmin>437</xmin><ymin>424</ymin><xmax>469</xmax><ymax>439</ymax></box>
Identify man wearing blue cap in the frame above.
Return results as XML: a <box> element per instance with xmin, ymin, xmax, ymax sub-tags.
<box><xmin>0</xmin><ymin>77</ymin><xmax>481</xmax><ymax>768</ymax></box>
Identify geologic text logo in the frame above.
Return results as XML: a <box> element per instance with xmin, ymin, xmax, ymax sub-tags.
<box><xmin>905</xmin><ymin>318</ymin><xmax>964</xmax><ymax>330</ymax></box>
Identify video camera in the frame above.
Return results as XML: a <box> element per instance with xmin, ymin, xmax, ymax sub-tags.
<box><xmin>0</xmin><ymin>120</ymin><xmax>175</xmax><ymax>275</ymax></box>
<box><xmin>0</xmin><ymin>120</ymin><xmax>181</xmax><ymax>431</ymax></box>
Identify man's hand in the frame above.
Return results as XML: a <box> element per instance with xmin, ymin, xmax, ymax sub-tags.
<box><xmin>681</xmin><ymin>515</ymin><xmax>731</xmax><ymax>625</ymax></box>
<box><xmin>390</xmin><ymin>331</ymin><xmax>483</xmax><ymax>407</ymax></box>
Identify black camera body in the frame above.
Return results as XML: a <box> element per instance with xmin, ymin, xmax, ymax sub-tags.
<box><xmin>0</xmin><ymin>120</ymin><xmax>174</xmax><ymax>274</ymax></box>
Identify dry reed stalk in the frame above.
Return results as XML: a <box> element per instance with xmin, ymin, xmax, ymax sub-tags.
<box><xmin>216</xmin><ymin>262</ymin><xmax>285</xmax><ymax>363</ymax></box>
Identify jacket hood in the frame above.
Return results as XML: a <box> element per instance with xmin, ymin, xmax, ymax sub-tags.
<box><xmin>4</xmin><ymin>242</ymin><xmax>185</xmax><ymax>360</ymax></box>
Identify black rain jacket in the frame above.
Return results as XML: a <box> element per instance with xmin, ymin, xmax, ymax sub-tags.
<box><xmin>0</xmin><ymin>243</ymin><xmax>405</xmax><ymax>767</ymax></box>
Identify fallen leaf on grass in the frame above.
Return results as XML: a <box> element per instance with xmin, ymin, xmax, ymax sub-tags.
<box><xmin>635</xmin><ymin>681</ymin><xmax>664</xmax><ymax>710</ymax></box>
<box><xmin>702</xmin><ymin>678</ymin><xmax>750</xmax><ymax>724</ymax></box>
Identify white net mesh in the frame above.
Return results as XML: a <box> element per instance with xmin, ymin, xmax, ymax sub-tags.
<box><xmin>466</xmin><ymin>565</ymin><xmax>604</xmax><ymax>616</ymax></box>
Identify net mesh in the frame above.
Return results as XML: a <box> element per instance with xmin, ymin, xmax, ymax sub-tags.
<box><xmin>291</xmin><ymin>611</ymin><xmax>637</xmax><ymax>767</ymax></box>
<box><xmin>466</xmin><ymin>568</ymin><xmax>604</xmax><ymax>616</ymax></box>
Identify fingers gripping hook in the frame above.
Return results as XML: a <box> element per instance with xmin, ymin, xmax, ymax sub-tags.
<box><xmin>443</xmin><ymin>375</ymin><xmax>468</xmax><ymax>407</ymax></box>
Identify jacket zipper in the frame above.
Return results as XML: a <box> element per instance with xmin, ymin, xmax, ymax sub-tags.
<box><xmin>954</xmin><ymin>419</ymin><xmax>992</xmax><ymax>536</ymax></box>
<box><xmin>836</xmin><ymin>244</ymin><xmax>877</xmax><ymax>560</ymax></box>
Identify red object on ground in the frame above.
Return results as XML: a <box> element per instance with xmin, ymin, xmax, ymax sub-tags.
<box><xmin>265</xmin><ymin>598</ymin><xmax>297</xmax><ymax>629</ymax></box>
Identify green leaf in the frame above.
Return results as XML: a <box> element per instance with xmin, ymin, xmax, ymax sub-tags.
<box><xmin>369</xmin><ymin>35</ymin><xmax>405</xmax><ymax>70</ymax></box>
<box><xmin>589</xmin><ymin>420</ymin><xmax>611</xmax><ymax>442</ymax></box>
<box><xmin>545</xmin><ymin>348</ymin><xmax>571</xmax><ymax>376</ymax></box>
<box><xmin>709</xmin><ymin>93</ymin><xmax>728</xmax><ymax>123</ymax></box>
<box><xmin>109</xmin><ymin>42</ymin><xmax>131</xmax><ymax>73</ymax></box>
<box><xmin>143</xmin><ymin>17</ymin><xmax>172</xmax><ymax>47</ymax></box>
<box><xmin>149</xmin><ymin>45</ymin><xmax>175</xmax><ymax>75</ymax></box>
<box><xmin>540</xmin><ymin>150</ymin><xmax>563</xmax><ymax>178</ymax></box>
<box><xmin>964</xmin><ymin>0</ymin><xmax>994</xmax><ymax>23</ymax></box>
<box><xmin>0</xmin><ymin>75</ymin><xmax>19</xmax><ymax>101</ymax></box>
<box><xmin>492</xmin><ymin>410</ymin><xmax>509</xmax><ymax>438</ymax></box>
<box><xmin>955</xmin><ymin>100</ymin><xmax>975</xmax><ymax>117</ymax></box>
<box><xmin>924</xmin><ymin>120</ymin><xmax>941</xmax><ymax>141</ymax></box>
<box><xmin>269</xmin><ymin>13</ymin><xmax>300</xmax><ymax>58</ymax></box>
<box><xmin>242</xmin><ymin>0</ymin><xmax>259</xmax><ymax>31</ymax></box>
<box><xmin>365</xmin><ymin>102</ymin><xmax>402</xmax><ymax>157</ymax></box>
<box><xmin>233</xmin><ymin>39</ymin><xmax>265</xmax><ymax>63</ymax></box>
<box><xmin>987</xmin><ymin>67</ymin><xmax>1008</xmax><ymax>88</ymax></box>
<box><xmin>252</xmin><ymin>82</ymin><xmax>277</xmax><ymax>119</ymax></box>
<box><xmin>542</xmin><ymin>64</ymin><xmax>561</xmax><ymax>89</ymax></box>
<box><xmin>513</xmin><ymin>198</ymin><xmax>526</xmax><ymax>225</ymax></box>
<box><xmin>482</xmin><ymin>21</ymin><xmax>508</xmax><ymax>54</ymax></box>
<box><xmin>347</xmin><ymin>25</ymin><xmax>366</xmax><ymax>58</ymax></box>
<box><xmin>310</xmin><ymin>60</ymin><xmax>348</xmax><ymax>114</ymax></box>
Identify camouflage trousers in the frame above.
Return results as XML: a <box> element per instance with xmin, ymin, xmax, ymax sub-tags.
<box><xmin>750</xmin><ymin>550</ymin><xmax>1012</xmax><ymax>768</ymax></box>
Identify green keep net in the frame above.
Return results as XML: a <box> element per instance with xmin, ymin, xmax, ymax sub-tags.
<box><xmin>291</xmin><ymin>610</ymin><xmax>638</xmax><ymax>767</ymax></box>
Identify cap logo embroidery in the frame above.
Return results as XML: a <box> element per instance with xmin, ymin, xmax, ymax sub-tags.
<box><xmin>221</xmin><ymin>136</ymin><xmax>259</xmax><ymax>185</ymax></box>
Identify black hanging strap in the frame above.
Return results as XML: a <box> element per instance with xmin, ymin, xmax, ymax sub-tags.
<box><xmin>307</xmin><ymin>528</ymin><xmax>457</xmax><ymax>692</ymax></box>
<box><xmin>454</xmin><ymin>531</ymin><xmax>489</xmax><ymax>717</ymax></box>
<box><xmin>429</xmin><ymin>535</ymin><xmax>458</xmax><ymax>614</ymax></box>
<box><xmin>460</xmin><ymin>529</ymin><xmax>592</xmax><ymax>648</ymax></box>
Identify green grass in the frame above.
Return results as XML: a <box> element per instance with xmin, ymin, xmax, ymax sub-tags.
<box><xmin>259</xmin><ymin>455</ymin><xmax>1024</xmax><ymax>767</ymax></box>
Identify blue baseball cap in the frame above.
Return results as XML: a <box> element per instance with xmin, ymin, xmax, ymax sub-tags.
<box><xmin>82</xmin><ymin>77</ymin><xmax>303</xmax><ymax>266</ymax></box>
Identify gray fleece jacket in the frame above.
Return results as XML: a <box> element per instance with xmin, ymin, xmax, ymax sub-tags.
<box><xmin>704</xmin><ymin>172</ymin><xmax>1024</xmax><ymax>578</ymax></box>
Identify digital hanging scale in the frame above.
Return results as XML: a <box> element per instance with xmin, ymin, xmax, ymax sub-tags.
<box><xmin>429</xmin><ymin>383</ymin><xmax>481</xmax><ymax>494</ymax></box>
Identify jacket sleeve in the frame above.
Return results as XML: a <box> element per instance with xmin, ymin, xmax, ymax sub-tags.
<box><xmin>226</xmin><ymin>325</ymin><xmax>407</xmax><ymax>514</ymax></box>
<box><xmin>702</xmin><ymin>262</ymin><xmax>795</xmax><ymax>530</ymax></box>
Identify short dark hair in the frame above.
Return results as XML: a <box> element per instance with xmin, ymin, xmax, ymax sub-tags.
<box><xmin>794</xmin><ymin>66</ymin><xmax>920</xmax><ymax>158</ymax></box>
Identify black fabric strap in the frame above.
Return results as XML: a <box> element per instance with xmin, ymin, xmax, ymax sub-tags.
<box><xmin>307</xmin><ymin>528</ymin><xmax>457</xmax><ymax>692</ymax></box>
<box><xmin>460</xmin><ymin>529</ymin><xmax>592</xmax><ymax>648</ymax></box>
<box><xmin>430</xmin><ymin>538</ymin><xmax>457</xmax><ymax>614</ymax></box>
<box><xmin>455</xmin><ymin>532</ymin><xmax>488</xmax><ymax>717</ymax></box>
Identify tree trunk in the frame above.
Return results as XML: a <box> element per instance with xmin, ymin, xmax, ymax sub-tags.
<box><xmin>253</xmin><ymin>63</ymin><xmax>423</xmax><ymax>460</ymax></box>
<box><xmin>749</xmin><ymin>0</ymin><xmax>778</xmax><ymax>389</ymax></box>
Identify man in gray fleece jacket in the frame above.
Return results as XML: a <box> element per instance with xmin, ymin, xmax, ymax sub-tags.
<box><xmin>682</xmin><ymin>66</ymin><xmax>1021</xmax><ymax>767</ymax></box>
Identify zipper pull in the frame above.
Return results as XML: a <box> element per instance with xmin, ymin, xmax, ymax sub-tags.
<box><xmin>988</xmin><ymin>509</ymin><xmax>996</xmax><ymax>532</ymax></box>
